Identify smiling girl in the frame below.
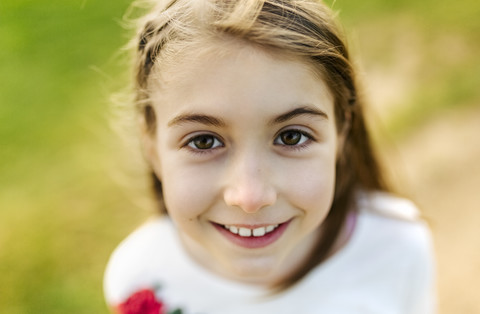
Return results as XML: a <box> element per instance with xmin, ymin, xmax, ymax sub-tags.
<box><xmin>104</xmin><ymin>1</ymin><xmax>436</xmax><ymax>313</ymax></box>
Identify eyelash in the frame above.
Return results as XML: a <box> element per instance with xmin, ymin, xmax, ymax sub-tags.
<box><xmin>274</xmin><ymin>129</ymin><xmax>315</xmax><ymax>151</ymax></box>
<box><xmin>183</xmin><ymin>134</ymin><xmax>225</xmax><ymax>154</ymax></box>
<box><xmin>183</xmin><ymin>129</ymin><xmax>315</xmax><ymax>154</ymax></box>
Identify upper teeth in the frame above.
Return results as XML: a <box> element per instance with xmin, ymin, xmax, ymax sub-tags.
<box><xmin>224</xmin><ymin>224</ymin><xmax>279</xmax><ymax>237</ymax></box>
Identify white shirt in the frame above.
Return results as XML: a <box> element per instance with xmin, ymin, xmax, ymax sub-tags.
<box><xmin>104</xmin><ymin>192</ymin><xmax>436</xmax><ymax>313</ymax></box>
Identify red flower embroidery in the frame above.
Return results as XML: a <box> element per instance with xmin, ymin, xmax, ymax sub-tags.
<box><xmin>117</xmin><ymin>289</ymin><xmax>165</xmax><ymax>314</ymax></box>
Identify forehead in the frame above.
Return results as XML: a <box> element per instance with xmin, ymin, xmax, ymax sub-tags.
<box><xmin>147</xmin><ymin>38</ymin><xmax>334</xmax><ymax>121</ymax></box>
<box><xmin>151</xmin><ymin>36</ymin><xmax>324</xmax><ymax>87</ymax></box>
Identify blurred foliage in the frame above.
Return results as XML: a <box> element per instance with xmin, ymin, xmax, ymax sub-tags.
<box><xmin>0</xmin><ymin>1</ymin><xmax>138</xmax><ymax>313</ymax></box>
<box><xmin>325</xmin><ymin>0</ymin><xmax>480</xmax><ymax>138</ymax></box>
<box><xmin>0</xmin><ymin>0</ymin><xmax>479</xmax><ymax>312</ymax></box>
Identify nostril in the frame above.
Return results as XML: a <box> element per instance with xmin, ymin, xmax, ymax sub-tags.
<box><xmin>223</xmin><ymin>155</ymin><xmax>276</xmax><ymax>212</ymax></box>
<box><xmin>223</xmin><ymin>184</ymin><xmax>277</xmax><ymax>213</ymax></box>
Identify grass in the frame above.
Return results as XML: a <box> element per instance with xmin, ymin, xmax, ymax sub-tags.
<box><xmin>0</xmin><ymin>1</ymin><xmax>144</xmax><ymax>312</ymax></box>
<box><xmin>326</xmin><ymin>0</ymin><xmax>480</xmax><ymax>139</ymax></box>
<box><xmin>1</xmin><ymin>0</ymin><xmax>479</xmax><ymax>312</ymax></box>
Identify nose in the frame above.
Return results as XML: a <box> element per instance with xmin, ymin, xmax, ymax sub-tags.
<box><xmin>223</xmin><ymin>152</ymin><xmax>277</xmax><ymax>213</ymax></box>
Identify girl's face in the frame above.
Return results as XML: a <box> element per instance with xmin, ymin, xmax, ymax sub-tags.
<box><xmin>148</xmin><ymin>42</ymin><xmax>339</xmax><ymax>286</ymax></box>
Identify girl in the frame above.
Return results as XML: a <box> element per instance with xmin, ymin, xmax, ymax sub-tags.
<box><xmin>104</xmin><ymin>0</ymin><xmax>436</xmax><ymax>313</ymax></box>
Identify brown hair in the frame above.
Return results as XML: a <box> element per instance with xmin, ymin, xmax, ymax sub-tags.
<box><xmin>132</xmin><ymin>0</ymin><xmax>388</xmax><ymax>290</ymax></box>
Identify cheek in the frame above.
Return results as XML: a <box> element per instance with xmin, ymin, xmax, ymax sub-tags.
<box><xmin>160</xmin><ymin>158</ymin><xmax>220</xmax><ymax>221</ymax></box>
<box><xmin>285</xmin><ymin>156</ymin><xmax>336</xmax><ymax>220</ymax></box>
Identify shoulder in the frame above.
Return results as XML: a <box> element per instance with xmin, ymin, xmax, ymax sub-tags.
<box><xmin>357</xmin><ymin>190</ymin><xmax>421</xmax><ymax>221</ymax></box>
<box><xmin>353</xmin><ymin>191</ymin><xmax>437</xmax><ymax>313</ymax></box>
<box><xmin>294</xmin><ymin>192</ymin><xmax>436</xmax><ymax>313</ymax></box>
<box><xmin>355</xmin><ymin>191</ymin><xmax>434</xmax><ymax>260</ymax></box>
<box><xmin>103</xmin><ymin>216</ymin><xmax>174</xmax><ymax>305</ymax></box>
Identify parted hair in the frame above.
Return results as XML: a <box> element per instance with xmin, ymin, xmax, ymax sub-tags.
<box><xmin>131</xmin><ymin>0</ymin><xmax>388</xmax><ymax>290</ymax></box>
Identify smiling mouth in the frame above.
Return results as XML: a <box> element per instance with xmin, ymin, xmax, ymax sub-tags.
<box><xmin>223</xmin><ymin>224</ymin><xmax>279</xmax><ymax>237</ymax></box>
<box><xmin>212</xmin><ymin>220</ymin><xmax>291</xmax><ymax>249</ymax></box>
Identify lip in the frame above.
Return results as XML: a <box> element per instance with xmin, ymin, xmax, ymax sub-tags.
<box><xmin>212</xmin><ymin>220</ymin><xmax>291</xmax><ymax>249</ymax></box>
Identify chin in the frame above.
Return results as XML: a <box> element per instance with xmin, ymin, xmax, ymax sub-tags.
<box><xmin>222</xmin><ymin>254</ymin><xmax>283</xmax><ymax>286</ymax></box>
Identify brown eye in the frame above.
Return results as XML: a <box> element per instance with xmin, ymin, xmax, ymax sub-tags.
<box><xmin>274</xmin><ymin>129</ymin><xmax>312</xmax><ymax>147</ymax></box>
<box><xmin>280</xmin><ymin>130</ymin><xmax>302</xmax><ymax>145</ymax></box>
<box><xmin>187</xmin><ymin>135</ymin><xmax>223</xmax><ymax>150</ymax></box>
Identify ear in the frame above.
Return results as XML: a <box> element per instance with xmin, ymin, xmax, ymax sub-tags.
<box><xmin>336</xmin><ymin>110</ymin><xmax>352</xmax><ymax>159</ymax></box>
<box><xmin>139</xmin><ymin>107</ymin><xmax>162</xmax><ymax>179</ymax></box>
<box><xmin>141</xmin><ymin>132</ymin><xmax>161</xmax><ymax>175</ymax></box>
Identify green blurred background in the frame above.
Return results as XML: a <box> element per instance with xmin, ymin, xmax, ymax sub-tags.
<box><xmin>1</xmin><ymin>0</ymin><xmax>479</xmax><ymax>313</ymax></box>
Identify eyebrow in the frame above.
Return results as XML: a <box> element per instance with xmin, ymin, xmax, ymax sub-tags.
<box><xmin>270</xmin><ymin>106</ymin><xmax>328</xmax><ymax>125</ymax></box>
<box><xmin>167</xmin><ymin>105</ymin><xmax>328</xmax><ymax>128</ymax></box>
<box><xmin>168</xmin><ymin>113</ymin><xmax>226</xmax><ymax>128</ymax></box>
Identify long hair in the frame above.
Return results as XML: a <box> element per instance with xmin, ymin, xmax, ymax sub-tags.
<box><xmin>132</xmin><ymin>0</ymin><xmax>388</xmax><ymax>290</ymax></box>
